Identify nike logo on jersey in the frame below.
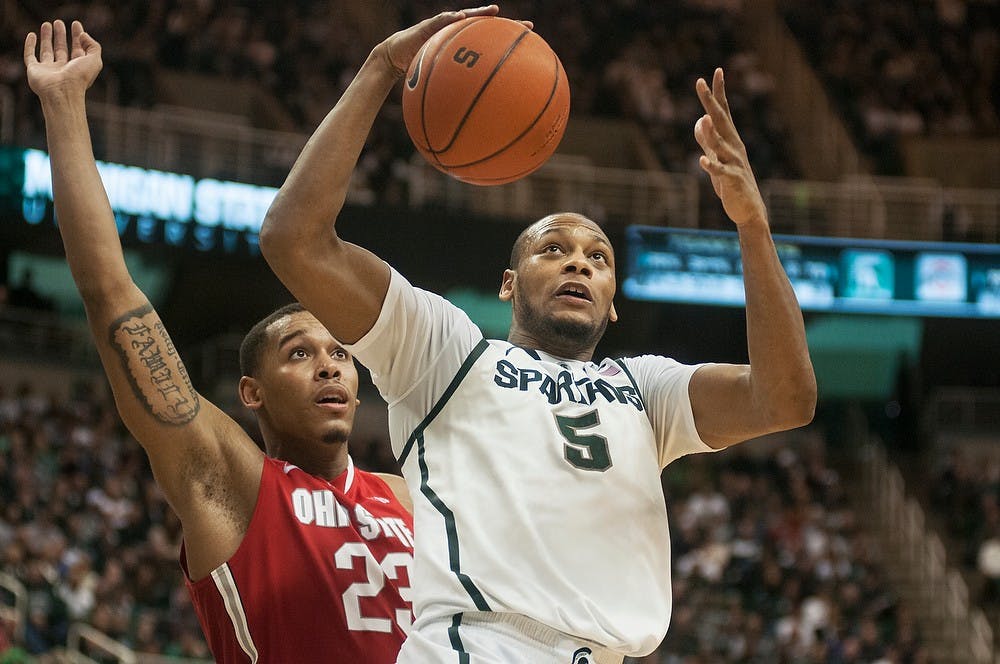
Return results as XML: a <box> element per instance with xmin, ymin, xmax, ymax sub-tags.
<box><xmin>290</xmin><ymin>488</ymin><xmax>414</xmax><ymax>547</ymax></box>
<box><xmin>282</xmin><ymin>463</ymin><xmax>298</xmax><ymax>475</ymax></box>
<box><xmin>370</xmin><ymin>496</ymin><xmax>391</xmax><ymax>504</ymax></box>
<box><xmin>493</xmin><ymin>360</ymin><xmax>644</xmax><ymax>411</ymax></box>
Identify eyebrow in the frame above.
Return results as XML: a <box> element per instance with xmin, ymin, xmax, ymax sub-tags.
<box><xmin>276</xmin><ymin>329</ymin><xmax>306</xmax><ymax>350</ymax></box>
<box><xmin>536</xmin><ymin>228</ymin><xmax>613</xmax><ymax>250</ymax></box>
<box><xmin>277</xmin><ymin>330</ymin><xmax>347</xmax><ymax>355</ymax></box>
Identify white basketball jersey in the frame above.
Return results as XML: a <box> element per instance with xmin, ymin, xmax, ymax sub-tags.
<box><xmin>347</xmin><ymin>269</ymin><xmax>716</xmax><ymax>657</ymax></box>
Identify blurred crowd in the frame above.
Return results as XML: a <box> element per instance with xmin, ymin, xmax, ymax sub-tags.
<box><xmin>931</xmin><ymin>445</ymin><xmax>1000</xmax><ymax>625</ymax></box>
<box><xmin>0</xmin><ymin>379</ymin><xmax>209</xmax><ymax>659</ymax></box>
<box><xmin>630</xmin><ymin>441</ymin><xmax>926</xmax><ymax>664</ymax></box>
<box><xmin>1</xmin><ymin>1</ymin><xmax>995</xmax><ymax>189</ymax></box>
<box><xmin>1</xmin><ymin>0</ymin><xmax>802</xmax><ymax>192</ymax></box>
<box><xmin>783</xmin><ymin>0</ymin><xmax>1000</xmax><ymax>174</ymax></box>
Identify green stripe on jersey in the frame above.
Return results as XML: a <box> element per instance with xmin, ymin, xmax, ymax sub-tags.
<box><xmin>614</xmin><ymin>358</ymin><xmax>646</xmax><ymax>410</ymax></box>
<box><xmin>398</xmin><ymin>337</ymin><xmax>490</xmax><ymax>466</ymax></box>
<box><xmin>448</xmin><ymin>613</ymin><xmax>470</xmax><ymax>664</ymax></box>
<box><xmin>417</xmin><ymin>433</ymin><xmax>491</xmax><ymax>610</ymax></box>
<box><xmin>400</xmin><ymin>337</ymin><xmax>491</xmax><ymax>611</ymax></box>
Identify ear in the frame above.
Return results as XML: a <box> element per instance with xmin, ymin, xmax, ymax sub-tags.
<box><xmin>499</xmin><ymin>269</ymin><xmax>515</xmax><ymax>302</ymax></box>
<box><xmin>609</xmin><ymin>302</ymin><xmax>618</xmax><ymax>323</ymax></box>
<box><xmin>239</xmin><ymin>376</ymin><xmax>263</xmax><ymax>410</ymax></box>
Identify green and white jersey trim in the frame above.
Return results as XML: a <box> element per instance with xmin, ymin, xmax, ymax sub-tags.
<box><xmin>347</xmin><ymin>268</ymin><xmax>717</xmax><ymax>657</ymax></box>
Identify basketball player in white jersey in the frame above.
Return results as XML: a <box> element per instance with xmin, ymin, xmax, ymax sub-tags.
<box><xmin>260</xmin><ymin>5</ymin><xmax>816</xmax><ymax>662</ymax></box>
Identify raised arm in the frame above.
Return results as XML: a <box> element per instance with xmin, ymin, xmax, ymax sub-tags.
<box><xmin>25</xmin><ymin>21</ymin><xmax>262</xmax><ymax>573</ymax></box>
<box><xmin>258</xmin><ymin>6</ymin><xmax>501</xmax><ymax>344</ymax></box>
<box><xmin>687</xmin><ymin>68</ymin><xmax>817</xmax><ymax>448</ymax></box>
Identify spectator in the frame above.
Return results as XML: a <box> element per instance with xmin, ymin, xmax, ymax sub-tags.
<box><xmin>627</xmin><ymin>441</ymin><xmax>925</xmax><ymax>662</ymax></box>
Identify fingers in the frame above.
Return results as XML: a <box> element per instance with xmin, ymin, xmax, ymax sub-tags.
<box><xmin>697</xmin><ymin>67</ymin><xmax>750</xmax><ymax>164</ymax></box>
<box><xmin>460</xmin><ymin>4</ymin><xmax>500</xmax><ymax>18</ymax></box>
<box><xmin>23</xmin><ymin>32</ymin><xmax>37</xmax><ymax>66</ymax></box>
<box><xmin>80</xmin><ymin>31</ymin><xmax>101</xmax><ymax>56</ymax></box>
<box><xmin>694</xmin><ymin>114</ymin><xmax>738</xmax><ymax>166</ymax></box>
<box><xmin>711</xmin><ymin>68</ymin><xmax>730</xmax><ymax>115</ymax></box>
<box><xmin>425</xmin><ymin>5</ymin><xmax>499</xmax><ymax>29</ymax></box>
<box><xmin>694</xmin><ymin>116</ymin><xmax>717</xmax><ymax>162</ymax></box>
<box><xmin>27</xmin><ymin>20</ymin><xmax>82</xmax><ymax>64</ymax></box>
<box><xmin>76</xmin><ymin>23</ymin><xmax>100</xmax><ymax>56</ymax></box>
<box><xmin>412</xmin><ymin>9</ymin><xmax>468</xmax><ymax>44</ymax></box>
<box><xmin>53</xmin><ymin>20</ymin><xmax>69</xmax><ymax>63</ymax></box>
<box><xmin>25</xmin><ymin>20</ymin><xmax>97</xmax><ymax>65</ymax></box>
<box><xmin>38</xmin><ymin>22</ymin><xmax>53</xmax><ymax>63</ymax></box>
<box><xmin>699</xmin><ymin>154</ymin><xmax>726</xmax><ymax>178</ymax></box>
<box><xmin>71</xmin><ymin>21</ymin><xmax>85</xmax><ymax>59</ymax></box>
<box><xmin>695</xmin><ymin>76</ymin><xmax>723</xmax><ymax>121</ymax></box>
<box><xmin>696</xmin><ymin>69</ymin><xmax>736</xmax><ymax>138</ymax></box>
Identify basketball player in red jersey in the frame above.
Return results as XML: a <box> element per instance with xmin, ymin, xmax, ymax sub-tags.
<box><xmin>24</xmin><ymin>20</ymin><xmax>414</xmax><ymax>663</ymax></box>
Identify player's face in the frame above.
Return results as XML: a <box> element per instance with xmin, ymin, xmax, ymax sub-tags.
<box><xmin>501</xmin><ymin>214</ymin><xmax>618</xmax><ymax>354</ymax></box>
<box><xmin>253</xmin><ymin>311</ymin><xmax>360</xmax><ymax>446</ymax></box>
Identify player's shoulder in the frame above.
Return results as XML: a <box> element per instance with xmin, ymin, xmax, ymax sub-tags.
<box><xmin>386</xmin><ymin>267</ymin><xmax>482</xmax><ymax>336</ymax></box>
<box><xmin>358</xmin><ymin>470</ymin><xmax>413</xmax><ymax>514</ymax></box>
<box><xmin>603</xmin><ymin>354</ymin><xmax>695</xmax><ymax>387</ymax></box>
<box><xmin>609</xmin><ymin>353</ymin><xmax>684</xmax><ymax>369</ymax></box>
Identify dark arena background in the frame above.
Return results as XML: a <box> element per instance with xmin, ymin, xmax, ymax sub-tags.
<box><xmin>1</xmin><ymin>1</ymin><xmax>998</xmax><ymax>662</ymax></box>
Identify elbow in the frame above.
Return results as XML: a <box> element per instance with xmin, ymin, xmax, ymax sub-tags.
<box><xmin>765</xmin><ymin>373</ymin><xmax>818</xmax><ymax>432</ymax></box>
<box><xmin>781</xmin><ymin>374</ymin><xmax>818</xmax><ymax>430</ymax></box>
<box><xmin>258</xmin><ymin>211</ymin><xmax>290</xmax><ymax>263</ymax></box>
<box><xmin>258</xmin><ymin>210</ymin><xmax>317</xmax><ymax>271</ymax></box>
<box><xmin>789</xmin><ymin>389</ymin><xmax>818</xmax><ymax>429</ymax></box>
<box><xmin>259</xmin><ymin>209</ymin><xmax>345</xmax><ymax>277</ymax></box>
<box><xmin>259</xmin><ymin>201</ymin><xmax>342</xmax><ymax>261</ymax></box>
<box><xmin>78</xmin><ymin>276</ymin><xmax>140</xmax><ymax>311</ymax></box>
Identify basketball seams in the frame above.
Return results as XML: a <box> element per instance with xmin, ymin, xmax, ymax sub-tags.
<box><xmin>402</xmin><ymin>17</ymin><xmax>570</xmax><ymax>185</ymax></box>
<box><xmin>430</xmin><ymin>27</ymin><xmax>532</xmax><ymax>155</ymax></box>
<box><xmin>458</xmin><ymin>160</ymin><xmax>551</xmax><ymax>185</ymax></box>
<box><xmin>441</xmin><ymin>50</ymin><xmax>566</xmax><ymax>172</ymax></box>
<box><xmin>416</xmin><ymin>17</ymin><xmax>488</xmax><ymax>164</ymax></box>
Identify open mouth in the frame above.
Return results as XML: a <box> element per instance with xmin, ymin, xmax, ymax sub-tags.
<box><xmin>556</xmin><ymin>285</ymin><xmax>592</xmax><ymax>302</ymax></box>
<box><xmin>315</xmin><ymin>386</ymin><xmax>349</xmax><ymax>408</ymax></box>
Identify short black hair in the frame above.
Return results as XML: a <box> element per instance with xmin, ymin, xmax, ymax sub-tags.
<box><xmin>509</xmin><ymin>224</ymin><xmax>535</xmax><ymax>269</ymax></box>
<box><xmin>509</xmin><ymin>213</ymin><xmax>608</xmax><ymax>269</ymax></box>
<box><xmin>239</xmin><ymin>303</ymin><xmax>307</xmax><ymax>377</ymax></box>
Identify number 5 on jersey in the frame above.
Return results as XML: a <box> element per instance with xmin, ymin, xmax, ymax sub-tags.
<box><xmin>556</xmin><ymin>411</ymin><xmax>613</xmax><ymax>471</ymax></box>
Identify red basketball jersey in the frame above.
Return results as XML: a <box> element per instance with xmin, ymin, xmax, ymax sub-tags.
<box><xmin>182</xmin><ymin>456</ymin><xmax>413</xmax><ymax>663</ymax></box>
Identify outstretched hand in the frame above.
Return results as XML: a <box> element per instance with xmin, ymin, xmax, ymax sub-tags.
<box><xmin>694</xmin><ymin>68</ymin><xmax>767</xmax><ymax>228</ymax></box>
<box><xmin>377</xmin><ymin>5</ymin><xmax>531</xmax><ymax>77</ymax></box>
<box><xmin>24</xmin><ymin>20</ymin><xmax>102</xmax><ymax>99</ymax></box>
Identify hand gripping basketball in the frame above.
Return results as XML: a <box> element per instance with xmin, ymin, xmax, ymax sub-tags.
<box><xmin>380</xmin><ymin>6</ymin><xmax>503</xmax><ymax>77</ymax></box>
<box><xmin>399</xmin><ymin>12</ymin><xmax>570</xmax><ymax>186</ymax></box>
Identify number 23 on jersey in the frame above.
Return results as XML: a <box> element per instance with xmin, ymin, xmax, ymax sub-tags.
<box><xmin>336</xmin><ymin>543</ymin><xmax>413</xmax><ymax>633</ymax></box>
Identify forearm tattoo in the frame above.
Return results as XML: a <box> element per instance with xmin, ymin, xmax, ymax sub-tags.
<box><xmin>110</xmin><ymin>304</ymin><xmax>200</xmax><ymax>425</ymax></box>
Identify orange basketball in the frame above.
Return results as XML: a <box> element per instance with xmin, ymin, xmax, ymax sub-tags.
<box><xmin>402</xmin><ymin>17</ymin><xmax>570</xmax><ymax>186</ymax></box>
